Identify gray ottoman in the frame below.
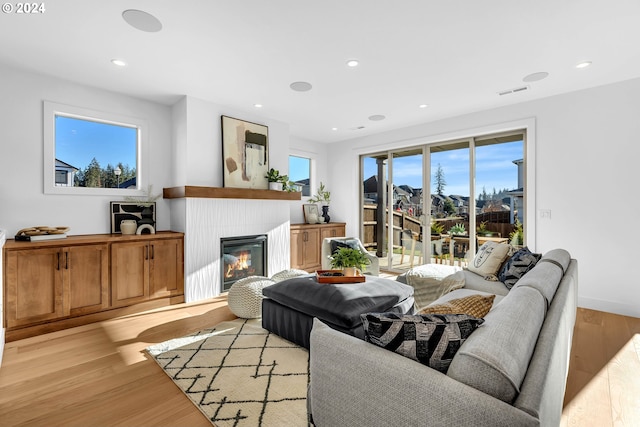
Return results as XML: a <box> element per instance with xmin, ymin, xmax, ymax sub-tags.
<box><xmin>262</xmin><ymin>274</ymin><xmax>414</xmax><ymax>348</ymax></box>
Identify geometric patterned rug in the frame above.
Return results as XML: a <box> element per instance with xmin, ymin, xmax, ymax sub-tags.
<box><xmin>146</xmin><ymin>318</ymin><xmax>310</xmax><ymax>426</ymax></box>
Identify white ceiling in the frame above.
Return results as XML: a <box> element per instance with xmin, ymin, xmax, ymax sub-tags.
<box><xmin>2</xmin><ymin>0</ymin><xmax>640</xmax><ymax>143</ymax></box>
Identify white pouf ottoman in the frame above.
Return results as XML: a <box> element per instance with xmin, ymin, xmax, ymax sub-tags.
<box><xmin>270</xmin><ymin>269</ymin><xmax>309</xmax><ymax>282</ymax></box>
<box><xmin>227</xmin><ymin>276</ymin><xmax>275</xmax><ymax>319</ymax></box>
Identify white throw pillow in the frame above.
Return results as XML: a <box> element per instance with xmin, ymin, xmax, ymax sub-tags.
<box><xmin>466</xmin><ymin>242</ymin><xmax>511</xmax><ymax>281</ymax></box>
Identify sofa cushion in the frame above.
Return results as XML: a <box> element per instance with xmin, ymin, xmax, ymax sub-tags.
<box><xmin>511</xmin><ymin>248</ymin><xmax>571</xmax><ymax>306</ymax></box>
<box><xmin>446</xmin><ymin>286</ymin><xmax>547</xmax><ymax>403</ymax></box>
<box><xmin>498</xmin><ymin>247</ymin><xmax>542</xmax><ymax>289</ymax></box>
<box><xmin>405</xmin><ymin>269</ymin><xmax>466</xmax><ymax>311</ymax></box>
<box><xmin>466</xmin><ymin>242</ymin><xmax>511</xmax><ymax>280</ymax></box>
<box><xmin>461</xmin><ymin>270</ymin><xmax>510</xmax><ymax>296</ymax></box>
<box><xmin>362</xmin><ymin>312</ymin><xmax>484</xmax><ymax>373</ymax></box>
<box><xmin>419</xmin><ymin>294</ymin><xmax>495</xmax><ymax>318</ymax></box>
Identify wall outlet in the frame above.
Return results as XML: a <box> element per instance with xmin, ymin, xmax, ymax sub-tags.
<box><xmin>539</xmin><ymin>209</ymin><xmax>551</xmax><ymax>219</ymax></box>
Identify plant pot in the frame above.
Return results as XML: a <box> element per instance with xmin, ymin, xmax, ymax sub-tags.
<box><xmin>269</xmin><ymin>182</ymin><xmax>283</xmax><ymax>191</ymax></box>
<box><xmin>344</xmin><ymin>267</ymin><xmax>358</xmax><ymax>277</ymax></box>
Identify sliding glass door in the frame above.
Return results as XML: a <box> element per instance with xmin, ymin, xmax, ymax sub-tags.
<box><xmin>360</xmin><ymin>130</ymin><xmax>526</xmax><ymax>274</ymax></box>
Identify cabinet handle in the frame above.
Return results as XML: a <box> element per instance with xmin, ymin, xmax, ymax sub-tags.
<box><xmin>303</xmin><ymin>231</ymin><xmax>308</xmax><ymax>242</ymax></box>
<box><xmin>145</xmin><ymin>245</ymin><xmax>149</xmax><ymax>260</ymax></box>
<box><xmin>150</xmin><ymin>244</ymin><xmax>154</xmax><ymax>260</ymax></box>
<box><xmin>56</xmin><ymin>252</ymin><xmax>60</xmax><ymax>270</ymax></box>
<box><xmin>65</xmin><ymin>251</ymin><xmax>69</xmax><ymax>270</ymax></box>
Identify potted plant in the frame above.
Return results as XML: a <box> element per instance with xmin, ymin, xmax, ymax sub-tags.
<box><xmin>509</xmin><ymin>218</ymin><xmax>524</xmax><ymax>247</ymax></box>
<box><xmin>329</xmin><ymin>247</ymin><xmax>371</xmax><ymax>276</ymax></box>
<box><xmin>430</xmin><ymin>221</ymin><xmax>445</xmax><ymax>236</ymax></box>
<box><xmin>449</xmin><ymin>223</ymin><xmax>467</xmax><ymax>236</ymax></box>
<box><xmin>309</xmin><ymin>182</ymin><xmax>331</xmax><ymax>222</ymax></box>
<box><xmin>476</xmin><ymin>221</ymin><xmax>498</xmax><ymax>237</ymax></box>
<box><xmin>265</xmin><ymin>168</ymin><xmax>287</xmax><ymax>191</ymax></box>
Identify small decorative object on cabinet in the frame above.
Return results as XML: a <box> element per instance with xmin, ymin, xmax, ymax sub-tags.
<box><xmin>290</xmin><ymin>223</ymin><xmax>345</xmax><ymax>271</ymax></box>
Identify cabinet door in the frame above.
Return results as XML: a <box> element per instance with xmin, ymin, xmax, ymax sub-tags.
<box><xmin>302</xmin><ymin>227</ymin><xmax>321</xmax><ymax>270</ymax></box>
<box><xmin>290</xmin><ymin>229</ymin><xmax>305</xmax><ymax>270</ymax></box>
<box><xmin>321</xmin><ymin>225</ymin><xmax>346</xmax><ymax>241</ymax></box>
<box><xmin>149</xmin><ymin>238</ymin><xmax>184</xmax><ymax>299</ymax></box>
<box><xmin>111</xmin><ymin>241</ymin><xmax>149</xmax><ymax>307</ymax></box>
<box><xmin>5</xmin><ymin>248</ymin><xmax>67</xmax><ymax>328</ymax></box>
<box><xmin>68</xmin><ymin>244</ymin><xmax>110</xmax><ymax>315</ymax></box>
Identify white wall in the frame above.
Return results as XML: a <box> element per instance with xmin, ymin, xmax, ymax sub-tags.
<box><xmin>327</xmin><ymin>77</ymin><xmax>640</xmax><ymax>318</ymax></box>
<box><xmin>289</xmin><ymin>135</ymin><xmax>330</xmax><ymax>224</ymax></box>
<box><xmin>0</xmin><ymin>63</ymin><xmax>173</xmax><ymax>236</ymax></box>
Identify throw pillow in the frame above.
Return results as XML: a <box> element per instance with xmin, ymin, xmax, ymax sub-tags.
<box><xmin>329</xmin><ymin>239</ymin><xmax>359</xmax><ymax>254</ymax></box>
<box><xmin>361</xmin><ymin>312</ymin><xmax>484</xmax><ymax>373</ymax></box>
<box><xmin>466</xmin><ymin>242</ymin><xmax>511</xmax><ymax>281</ymax></box>
<box><xmin>498</xmin><ymin>247</ymin><xmax>542</xmax><ymax>289</ymax></box>
<box><xmin>419</xmin><ymin>294</ymin><xmax>495</xmax><ymax>318</ymax></box>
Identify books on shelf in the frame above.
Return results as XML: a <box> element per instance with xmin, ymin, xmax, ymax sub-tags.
<box><xmin>15</xmin><ymin>233</ymin><xmax>68</xmax><ymax>242</ymax></box>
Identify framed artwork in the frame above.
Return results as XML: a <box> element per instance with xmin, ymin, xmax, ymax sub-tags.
<box><xmin>303</xmin><ymin>204</ymin><xmax>320</xmax><ymax>224</ymax></box>
<box><xmin>221</xmin><ymin>115</ymin><xmax>269</xmax><ymax>189</ymax></box>
<box><xmin>110</xmin><ymin>202</ymin><xmax>156</xmax><ymax>233</ymax></box>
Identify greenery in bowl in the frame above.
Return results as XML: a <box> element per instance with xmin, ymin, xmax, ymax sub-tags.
<box><xmin>431</xmin><ymin>221</ymin><xmax>445</xmax><ymax>235</ymax></box>
<box><xmin>329</xmin><ymin>247</ymin><xmax>371</xmax><ymax>271</ymax></box>
<box><xmin>265</xmin><ymin>168</ymin><xmax>288</xmax><ymax>184</ymax></box>
<box><xmin>449</xmin><ymin>223</ymin><xmax>467</xmax><ymax>236</ymax></box>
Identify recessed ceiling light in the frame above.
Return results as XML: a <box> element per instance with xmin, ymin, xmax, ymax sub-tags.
<box><xmin>331</xmin><ymin>127</ymin><xmax>338</xmax><ymax>131</ymax></box>
<box><xmin>419</xmin><ymin>104</ymin><xmax>428</xmax><ymax>109</ymax></box>
<box><xmin>523</xmin><ymin>71</ymin><xmax>549</xmax><ymax>82</ymax></box>
<box><xmin>368</xmin><ymin>115</ymin><xmax>386</xmax><ymax>121</ymax></box>
<box><xmin>576</xmin><ymin>61</ymin><xmax>592</xmax><ymax>69</ymax></box>
<box><xmin>346</xmin><ymin>59</ymin><xmax>359</xmax><ymax>67</ymax></box>
<box><xmin>254</xmin><ymin>104</ymin><xmax>263</xmax><ymax>108</ymax></box>
<box><xmin>122</xmin><ymin>9</ymin><xmax>162</xmax><ymax>32</ymax></box>
<box><xmin>290</xmin><ymin>81</ymin><xmax>313</xmax><ymax>92</ymax></box>
<box><xmin>111</xmin><ymin>59</ymin><xmax>127</xmax><ymax>67</ymax></box>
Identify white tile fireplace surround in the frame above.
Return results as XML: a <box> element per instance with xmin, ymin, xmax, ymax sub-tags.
<box><xmin>174</xmin><ymin>198</ymin><xmax>291</xmax><ymax>302</ymax></box>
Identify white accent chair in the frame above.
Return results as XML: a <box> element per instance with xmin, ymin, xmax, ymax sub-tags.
<box><xmin>321</xmin><ymin>237</ymin><xmax>380</xmax><ymax>276</ymax></box>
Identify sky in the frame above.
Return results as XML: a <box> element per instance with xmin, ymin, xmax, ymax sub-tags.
<box><xmin>55</xmin><ymin>116</ymin><xmax>137</xmax><ymax>170</ymax></box>
<box><xmin>363</xmin><ymin>140</ymin><xmax>523</xmax><ymax>196</ymax></box>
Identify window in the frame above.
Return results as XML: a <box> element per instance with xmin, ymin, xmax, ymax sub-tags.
<box><xmin>43</xmin><ymin>101</ymin><xmax>147</xmax><ymax>195</ymax></box>
<box><xmin>288</xmin><ymin>155</ymin><xmax>311</xmax><ymax>196</ymax></box>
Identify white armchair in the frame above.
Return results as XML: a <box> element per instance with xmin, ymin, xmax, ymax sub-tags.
<box><xmin>321</xmin><ymin>237</ymin><xmax>380</xmax><ymax>276</ymax></box>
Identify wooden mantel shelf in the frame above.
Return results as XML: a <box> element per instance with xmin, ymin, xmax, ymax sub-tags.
<box><xmin>163</xmin><ymin>186</ymin><xmax>302</xmax><ymax>201</ymax></box>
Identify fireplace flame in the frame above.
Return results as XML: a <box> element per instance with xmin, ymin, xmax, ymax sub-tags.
<box><xmin>225</xmin><ymin>251</ymin><xmax>251</xmax><ymax>278</ymax></box>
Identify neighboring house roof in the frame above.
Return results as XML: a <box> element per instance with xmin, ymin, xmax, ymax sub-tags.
<box><xmin>119</xmin><ymin>176</ymin><xmax>137</xmax><ymax>189</ymax></box>
<box><xmin>55</xmin><ymin>158</ymin><xmax>78</xmax><ymax>171</ymax></box>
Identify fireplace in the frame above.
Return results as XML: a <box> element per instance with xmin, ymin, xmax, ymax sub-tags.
<box><xmin>220</xmin><ymin>234</ymin><xmax>268</xmax><ymax>292</ymax></box>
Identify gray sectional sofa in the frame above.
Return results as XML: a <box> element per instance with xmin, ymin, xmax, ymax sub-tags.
<box><xmin>308</xmin><ymin>249</ymin><xmax>578</xmax><ymax>427</ymax></box>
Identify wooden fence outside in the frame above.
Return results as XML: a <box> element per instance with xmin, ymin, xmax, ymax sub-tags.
<box><xmin>363</xmin><ymin>204</ymin><xmax>516</xmax><ymax>253</ymax></box>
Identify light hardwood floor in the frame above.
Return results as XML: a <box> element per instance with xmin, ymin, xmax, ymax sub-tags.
<box><xmin>0</xmin><ymin>301</ymin><xmax>638</xmax><ymax>426</ymax></box>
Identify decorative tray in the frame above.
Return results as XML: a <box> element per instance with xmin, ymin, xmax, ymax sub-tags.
<box><xmin>316</xmin><ymin>270</ymin><xmax>365</xmax><ymax>284</ymax></box>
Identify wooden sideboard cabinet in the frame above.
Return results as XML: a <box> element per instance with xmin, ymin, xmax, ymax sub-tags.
<box><xmin>290</xmin><ymin>223</ymin><xmax>346</xmax><ymax>271</ymax></box>
<box><xmin>3</xmin><ymin>231</ymin><xmax>184</xmax><ymax>341</ymax></box>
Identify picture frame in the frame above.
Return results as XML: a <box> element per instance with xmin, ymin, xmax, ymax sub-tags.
<box><xmin>110</xmin><ymin>202</ymin><xmax>156</xmax><ymax>233</ymax></box>
<box><xmin>303</xmin><ymin>204</ymin><xmax>320</xmax><ymax>224</ymax></box>
<box><xmin>221</xmin><ymin>115</ymin><xmax>269</xmax><ymax>189</ymax></box>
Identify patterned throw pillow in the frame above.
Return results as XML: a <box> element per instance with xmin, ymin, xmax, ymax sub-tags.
<box><xmin>498</xmin><ymin>247</ymin><xmax>542</xmax><ymax>289</ymax></box>
<box><xmin>419</xmin><ymin>294</ymin><xmax>495</xmax><ymax>318</ymax></box>
<box><xmin>361</xmin><ymin>312</ymin><xmax>484</xmax><ymax>373</ymax></box>
<box><xmin>466</xmin><ymin>242</ymin><xmax>511</xmax><ymax>280</ymax></box>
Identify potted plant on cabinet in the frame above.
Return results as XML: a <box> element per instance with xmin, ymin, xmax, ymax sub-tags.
<box><xmin>309</xmin><ymin>182</ymin><xmax>331</xmax><ymax>223</ymax></box>
<box><xmin>329</xmin><ymin>247</ymin><xmax>371</xmax><ymax>277</ymax></box>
